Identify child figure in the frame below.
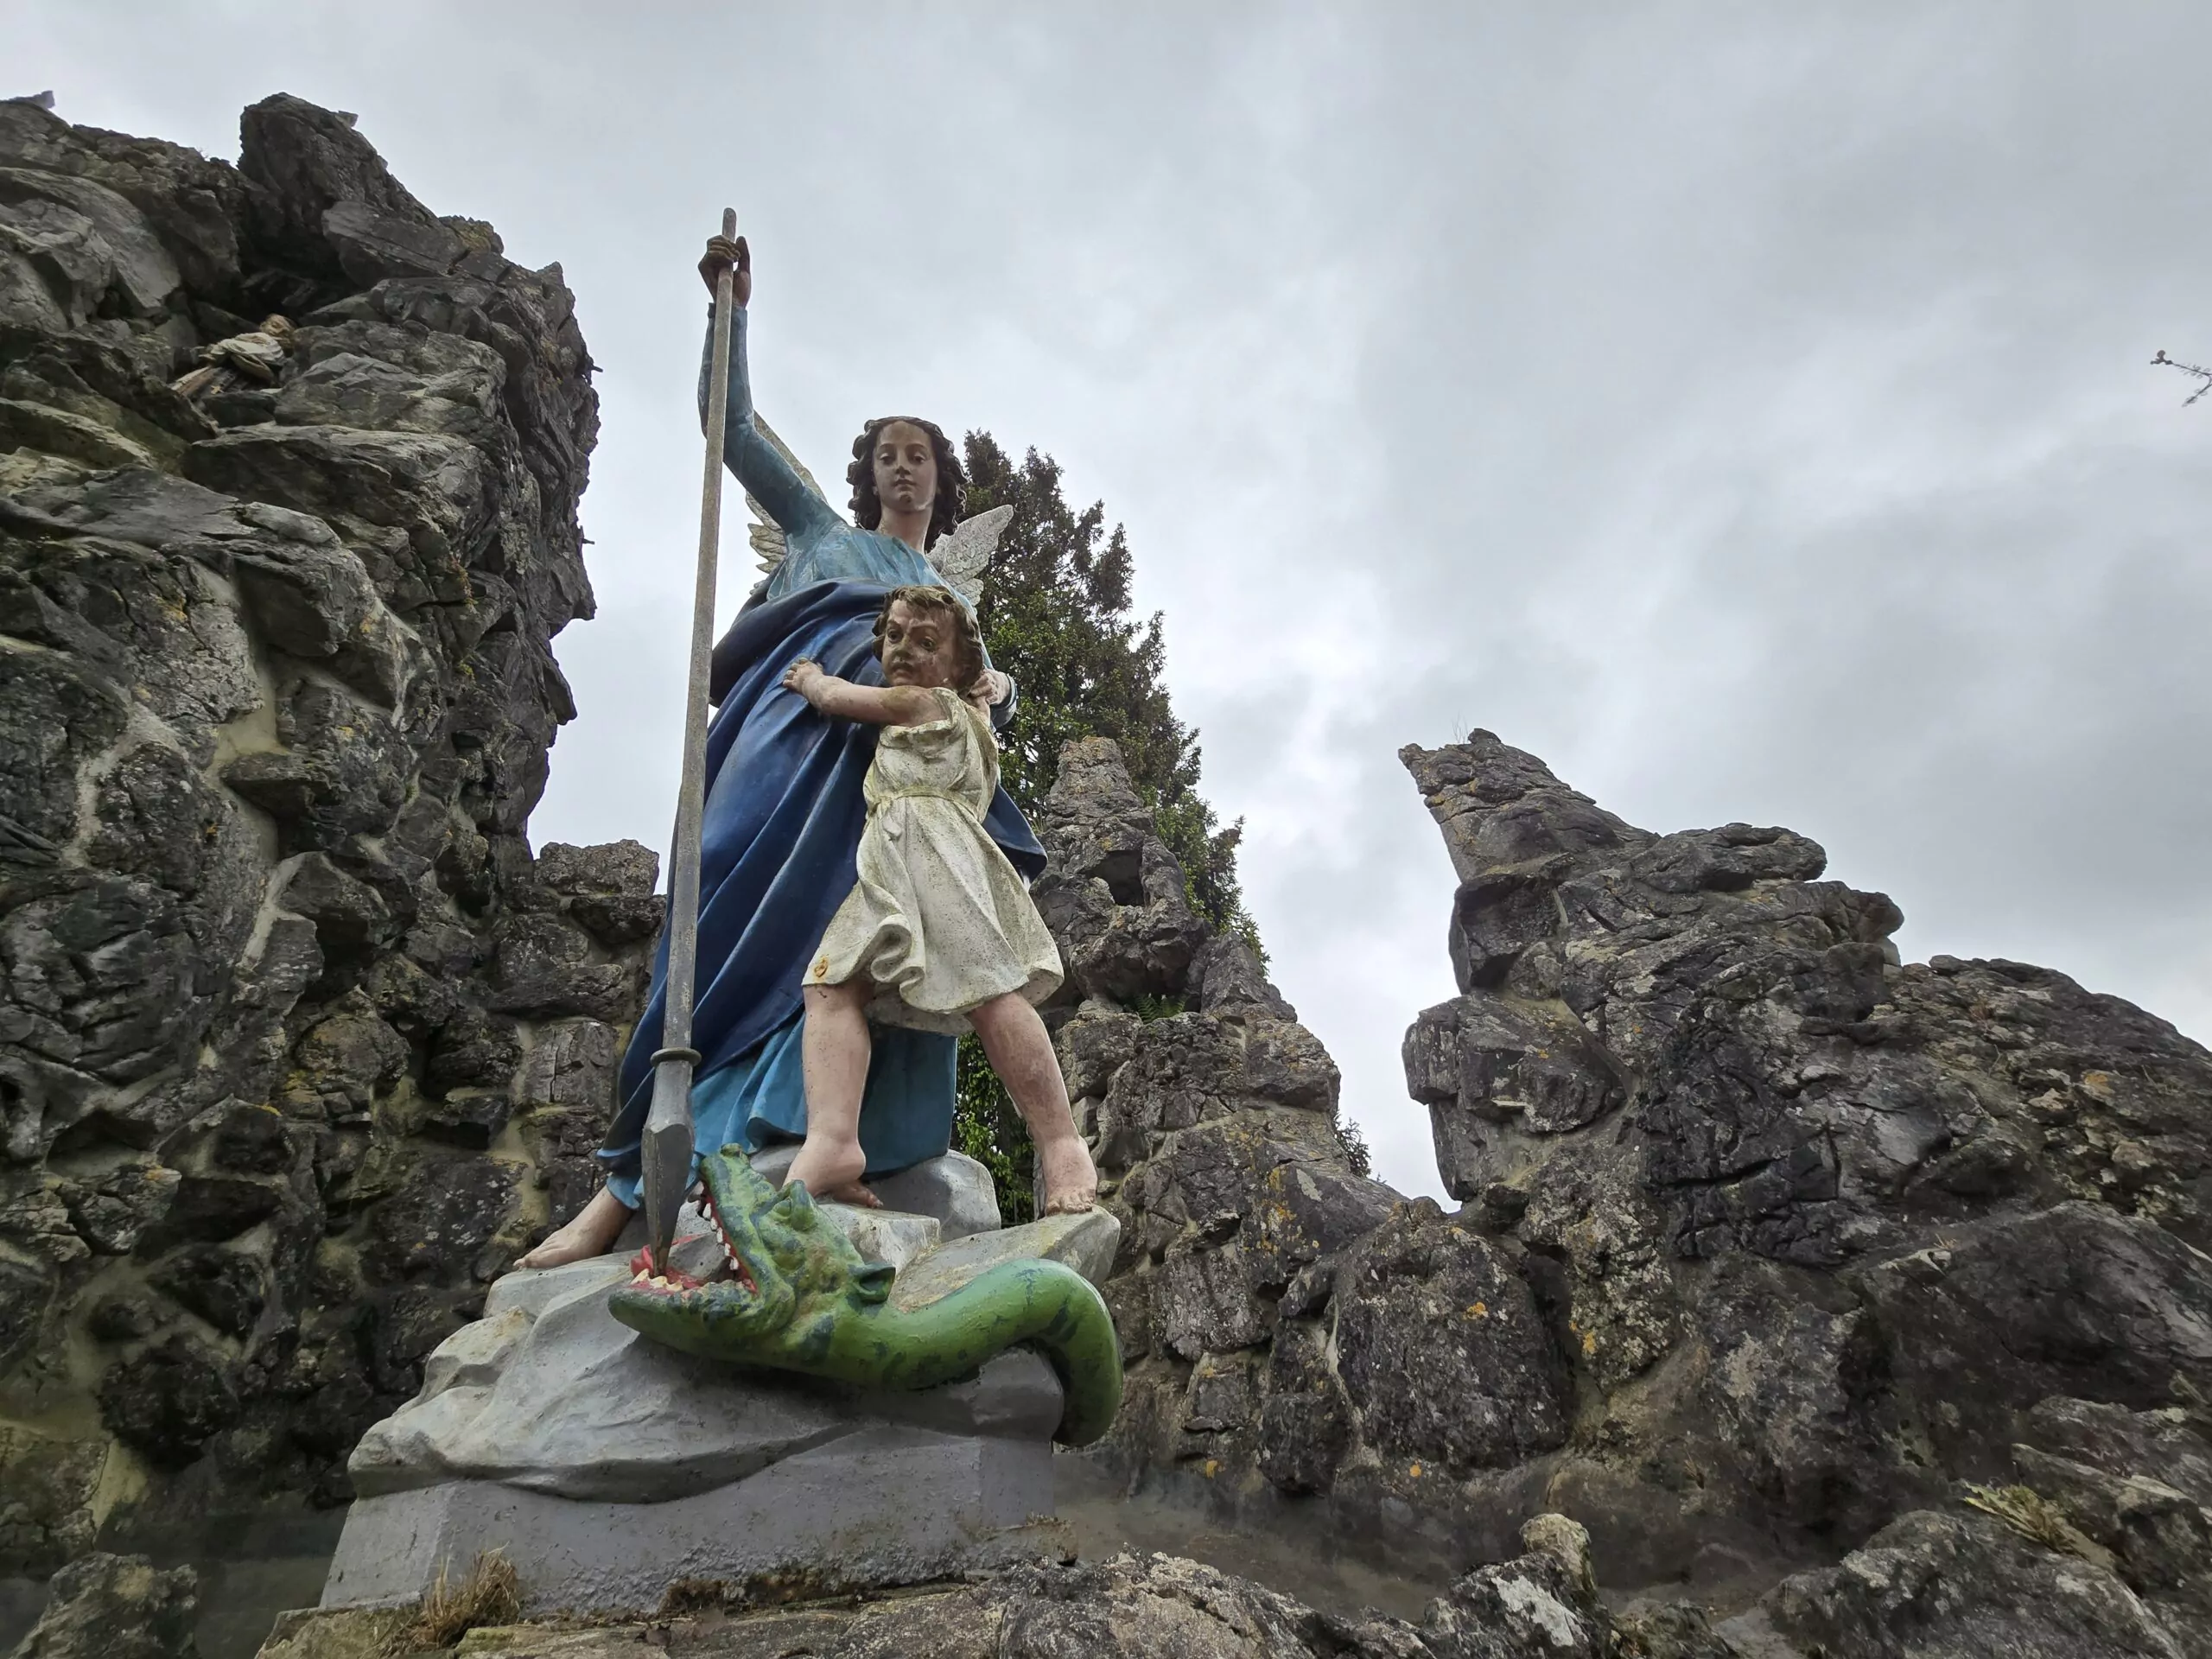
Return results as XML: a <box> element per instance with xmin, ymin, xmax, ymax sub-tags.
<box><xmin>778</xmin><ymin>585</ymin><xmax>1099</xmax><ymax>1215</ymax></box>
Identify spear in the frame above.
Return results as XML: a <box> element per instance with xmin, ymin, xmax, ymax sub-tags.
<box><xmin>643</xmin><ymin>207</ymin><xmax>738</xmax><ymax>1275</ymax></box>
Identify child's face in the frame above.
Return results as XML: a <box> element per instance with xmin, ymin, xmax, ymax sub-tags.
<box><xmin>880</xmin><ymin>600</ymin><xmax>962</xmax><ymax>690</ymax></box>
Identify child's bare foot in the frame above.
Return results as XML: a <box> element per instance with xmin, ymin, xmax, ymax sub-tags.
<box><xmin>1037</xmin><ymin>1134</ymin><xmax>1098</xmax><ymax>1215</ymax></box>
<box><xmin>515</xmin><ymin>1185</ymin><xmax>632</xmax><ymax>1270</ymax></box>
<box><xmin>785</xmin><ymin>1138</ymin><xmax>872</xmax><ymax>1207</ymax></box>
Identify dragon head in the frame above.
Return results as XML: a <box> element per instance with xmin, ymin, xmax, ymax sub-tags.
<box><xmin>607</xmin><ymin>1146</ymin><xmax>893</xmax><ymax>1350</ymax></box>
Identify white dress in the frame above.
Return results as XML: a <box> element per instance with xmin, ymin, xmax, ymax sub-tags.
<box><xmin>809</xmin><ymin>686</ymin><xmax>1063</xmax><ymax>1032</ymax></box>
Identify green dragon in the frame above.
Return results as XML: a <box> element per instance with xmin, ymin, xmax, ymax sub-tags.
<box><xmin>607</xmin><ymin>1146</ymin><xmax>1122</xmax><ymax>1446</ymax></box>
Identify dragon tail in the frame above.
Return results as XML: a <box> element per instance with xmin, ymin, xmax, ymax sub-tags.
<box><xmin>869</xmin><ymin>1258</ymin><xmax>1124</xmax><ymax>1446</ymax></box>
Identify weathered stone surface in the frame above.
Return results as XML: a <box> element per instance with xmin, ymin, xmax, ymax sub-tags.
<box><xmin>1742</xmin><ymin>1508</ymin><xmax>2196</xmax><ymax>1659</ymax></box>
<box><xmin>56</xmin><ymin>1160</ymin><xmax>180</xmax><ymax>1255</ymax></box>
<box><xmin>2011</xmin><ymin>1445</ymin><xmax>2212</xmax><ymax>1604</ymax></box>
<box><xmin>1035</xmin><ymin>726</ymin><xmax>2212</xmax><ymax>1637</ymax></box>
<box><xmin>1332</xmin><ymin>1203</ymin><xmax>1567</xmax><ymax>1476</ymax></box>
<box><xmin>480</xmin><ymin>912</ymin><xmax>637</xmax><ymax>1022</ymax></box>
<box><xmin>1033</xmin><ymin>738</ymin><xmax>1211</xmax><ymax>1005</ymax></box>
<box><xmin>0</xmin><ymin>95</ymin><xmax>645</xmax><ymax>1563</ymax></box>
<box><xmin>535</xmin><ymin>838</ymin><xmax>662</xmax><ymax>947</ymax></box>
<box><xmin>1192</xmin><ymin>931</ymin><xmax>1296</xmax><ymax>1021</ymax></box>
<box><xmin>1858</xmin><ymin>1201</ymin><xmax>2212</xmax><ymax>1470</ymax></box>
<box><xmin>295</xmin><ymin>1536</ymin><xmax>1624</xmax><ymax>1659</ymax></box>
<box><xmin>95</xmin><ymin>1333</ymin><xmax>242</xmax><ymax>1465</ymax></box>
<box><xmin>236</xmin><ymin>94</ymin><xmax>443</xmax><ymax>300</ymax></box>
<box><xmin>1338</xmin><ymin>728</ymin><xmax>2212</xmax><ymax>1592</ymax></box>
<box><xmin>0</xmin><ymin>1426</ymin><xmax>104</xmax><ymax>1575</ymax></box>
<box><xmin>4</xmin><ymin>1552</ymin><xmax>196</xmax><ymax>1659</ymax></box>
<box><xmin>2020</xmin><ymin>1396</ymin><xmax>2212</xmax><ymax>1509</ymax></box>
<box><xmin>1033</xmin><ymin>741</ymin><xmax>1427</xmax><ymax>1542</ymax></box>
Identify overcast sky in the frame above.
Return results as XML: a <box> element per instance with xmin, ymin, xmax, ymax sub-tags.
<box><xmin>18</xmin><ymin>3</ymin><xmax>2210</xmax><ymax>1199</ymax></box>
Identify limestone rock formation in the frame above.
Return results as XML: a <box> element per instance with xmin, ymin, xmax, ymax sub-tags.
<box><xmin>1031</xmin><ymin>741</ymin><xmax>1493</xmax><ymax>1564</ymax></box>
<box><xmin>1049</xmin><ymin>726</ymin><xmax>2210</xmax><ymax>1653</ymax></box>
<box><xmin>1045</xmin><ymin>738</ymin><xmax>1582</xmax><ymax>1569</ymax></box>
<box><xmin>0</xmin><ymin>93</ymin><xmax>655</xmax><ymax>1567</ymax></box>
<box><xmin>1389</xmin><ymin>731</ymin><xmax>2212</xmax><ymax>1585</ymax></box>
<box><xmin>4</xmin><ymin>1553</ymin><xmax>196</xmax><ymax>1659</ymax></box>
<box><xmin>265</xmin><ymin>1523</ymin><xmax>1622</xmax><ymax>1659</ymax></box>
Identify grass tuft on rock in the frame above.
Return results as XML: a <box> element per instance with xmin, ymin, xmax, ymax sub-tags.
<box><xmin>403</xmin><ymin>1551</ymin><xmax>523</xmax><ymax>1650</ymax></box>
<box><xmin>1960</xmin><ymin>1483</ymin><xmax>2104</xmax><ymax>1563</ymax></box>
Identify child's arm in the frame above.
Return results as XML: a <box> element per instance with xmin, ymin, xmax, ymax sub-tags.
<box><xmin>782</xmin><ymin>659</ymin><xmax>941</xmax><ymax>727</ymax></box>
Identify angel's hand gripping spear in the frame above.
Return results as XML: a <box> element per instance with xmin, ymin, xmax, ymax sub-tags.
<box><xmin>643</xmin><ymin>209</ymin><xmax>744</xmax><ymax>1275</ymax></box>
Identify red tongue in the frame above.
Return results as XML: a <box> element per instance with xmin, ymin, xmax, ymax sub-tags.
<box><xmin>624</xmin><ymin>1247</ymin><xmax>703</xmax><ymax>1291</ymax></box>
<box><xmin>626</xmin><ymin>1187</ymin><xmax>753</xmax><ymax>1294</ymax></box>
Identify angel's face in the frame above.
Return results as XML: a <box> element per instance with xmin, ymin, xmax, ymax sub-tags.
<box><xmin>880</xmin><ymin>599</ymin><xmax>961</xmax><ymax>690</ymax></box>
<box><xmin>872</xmin><ymin>421</ymin><xmax>937</xmax><ymax>521</ymax></box>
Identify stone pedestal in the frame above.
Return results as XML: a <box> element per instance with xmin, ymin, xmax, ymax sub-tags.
<box><xmin>322</xmin><ymin>1412</ymin><xmax>1058</xmax><ymax>1616</ymax></box>
<box><xmin>318</xmin><ymin>1156</ymin><xmax>1118</xmax><ymax>1616</ymax></box>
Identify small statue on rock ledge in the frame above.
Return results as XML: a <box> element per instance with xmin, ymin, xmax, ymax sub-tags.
<box><xmin>168</xmin><ymin>313</ymin><xmax>294</xmax><ymax>400</ymax></box>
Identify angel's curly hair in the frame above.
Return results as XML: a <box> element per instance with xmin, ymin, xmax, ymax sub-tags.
<box><xmin>848</xmin><ymin>416</ymin><xmax>966</xmax><ymax>550</ymax></box>
<box><xmin>873</xmin><ymin>585</ymin><xmax>986</xmax><ymax>688</ymax></box>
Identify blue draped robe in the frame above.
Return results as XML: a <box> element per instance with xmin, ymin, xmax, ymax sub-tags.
<box><xmin>594</xmin><ymin>308</ymin><xmax>1043</xmax><ymax>1205</ymax></box>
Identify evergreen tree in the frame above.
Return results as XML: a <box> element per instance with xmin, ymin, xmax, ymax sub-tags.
<box><xmin>952</xmin><ymin>431</ymin><xmax>1258</xmax><ymax>1215</ymax></box>
<box><xmin>963</xmin><ymin>432</ymin><xmax>1255</xmax><ymax>938</ymax></box>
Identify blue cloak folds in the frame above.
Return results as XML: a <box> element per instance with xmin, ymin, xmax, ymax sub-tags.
<box><xmin>594</xmin><ymin>579</ymin><xmax>1046</xmax><ymax>1204</ymax></box>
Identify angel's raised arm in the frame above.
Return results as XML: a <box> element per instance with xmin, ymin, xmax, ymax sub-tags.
<box><xmin>696</xmin><ymin>306</ymin><xmax>836</xmax><ymax>543</ymax></box>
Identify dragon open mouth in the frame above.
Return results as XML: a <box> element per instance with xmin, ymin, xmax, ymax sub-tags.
<box><xmin>622</xmin><ymin>1181</ymin><xmax>756</xmax><ymax>1300</ymax></box>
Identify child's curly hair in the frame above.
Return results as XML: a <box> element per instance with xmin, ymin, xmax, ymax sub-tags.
<box><xmin>873</xmin><ymin>585</ymin><xmax>986</xmax><ymax>689</ymax></box>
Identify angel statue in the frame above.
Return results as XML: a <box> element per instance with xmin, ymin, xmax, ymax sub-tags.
<box><xmin>520</xmin><ymin>233</ymin><xmax>1068</xmax><ymax>1268</ymax></box>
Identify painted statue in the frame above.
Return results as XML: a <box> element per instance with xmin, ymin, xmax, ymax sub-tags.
<box><xmin>779</xmin><ymin>585</ymin><xmax>1096</xmax><ymax>1210</ymax></box>
<box><xmin>606</xmin><ymin>1148</ymin><xmax>1122</xmax><ymax>1446</ymax></box>
<box><xmin>521</xmin><ymin>234</ymin><xmax>1096</xmax><ymax>1268</ymax></box>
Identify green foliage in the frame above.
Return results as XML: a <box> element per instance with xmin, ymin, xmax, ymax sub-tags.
<box><xmin>950</xmin><ymin>430</ymin><xmax>1261</xmax><ymax>1194</ymax></box>
<box><xmin>1334</xmin><ymin>1116</ymin><xmax>1373</xmax><ymax>1179</ymax></box>
<box><xmin>955</xmin><ymin>1033</ymin><xmax>1033</xmax><ymax>1223</ymax></box>
<box><xmin>959</xmin><ymin>432</ymin><xmax>1255</xmax><ymax>938</ymax></box>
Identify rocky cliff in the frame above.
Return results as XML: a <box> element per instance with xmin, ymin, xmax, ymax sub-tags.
<box><xmin>0</xmin><ymin>94</ymin><xmax>657</xmax><ymax>1569</ymax></box>
<box><xmin>1052</xmin><ymin>724</ymin><xmax>2210</xmax><ymax>1653</ymax></box>
<box><xmin>1392</xmin><ymin>728</ymin><xmax>2212</xmax><ymax>1645</ymax></box>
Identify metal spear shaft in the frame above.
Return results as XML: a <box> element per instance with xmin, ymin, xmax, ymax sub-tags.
<box><xmin>643</xmin><ymin>206</ymin><xmax>738</xmax><ymax>1275</ymax></box>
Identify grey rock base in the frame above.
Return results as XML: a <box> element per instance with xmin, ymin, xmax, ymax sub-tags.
<box><xmin>321</xmin><ymin>1178</ymin><xmax>1118</xmax><ymax>1615</ymax></box>
<box><xmin>321</xmin><ymin>1425</ymin><xmax>1058</xmax><ymax>1616</ymax></box>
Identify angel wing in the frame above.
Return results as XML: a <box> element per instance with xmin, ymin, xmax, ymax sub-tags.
<box><xmin>927</xmin><ymin>504</ymin><xmax>1014</xmax><ymax>606</ymax></box>
<box><xmin>744</xmin><ymin>415</ymin><xmax>842</xmax><ymax>575</ymax></box>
